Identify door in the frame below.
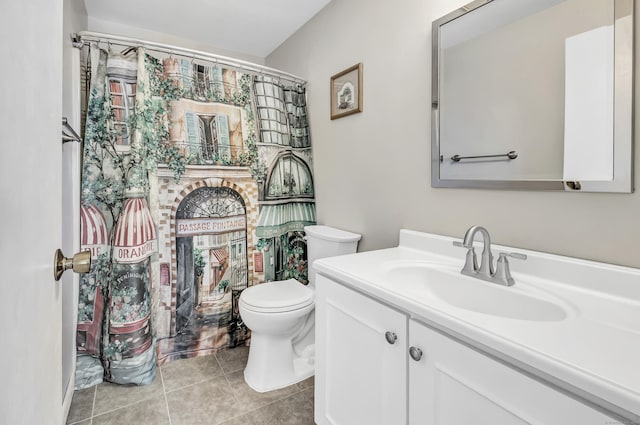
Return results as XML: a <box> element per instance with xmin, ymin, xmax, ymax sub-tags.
<box><xmin>0</xmin><ymin>1</ymin><xmax>64</xmax><ymax>424</ymax></box>
<box><xmin>61</xmin><ymin>44</ymin><xmax>83</xmax><ymax>418</ymax></box>
<box><xmin>315</xmin><ymin>275</ymin><xmax>407</xmax><ymax>425</ymax></box>
<box><xmin>409</xmin><ymin>319</ymin><xmax>613</xmax><ymax>424</ymax></box>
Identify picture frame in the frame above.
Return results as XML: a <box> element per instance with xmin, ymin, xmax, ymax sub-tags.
<box><xmin>330</xmin><ymin>63</ymin><xmax>363</xmax><ymax>120</ymax></box>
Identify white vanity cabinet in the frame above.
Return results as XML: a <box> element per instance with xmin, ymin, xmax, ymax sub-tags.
<box><xmin>316</xmin><ymin>274</ymin><xmax>616</xmax><ymax>425</ymax></box>
<box><xmin>408</xmin><ymin>320</ymin><xmax>613</xmax><ymax>425</ymax></box>
<box><xmin>315</xmin><ymin>275</ymin><xmax>408</xmax><ymax>425</ymax></box>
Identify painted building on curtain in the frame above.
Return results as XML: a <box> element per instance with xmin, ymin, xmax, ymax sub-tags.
<box><xmin>253</xmin><ymin>77</ymin><xmax>315</xmax><ymax>284</ymax></box>
<box><xmin>152</xmin><ymin>59</ymin><xmax>316</xmax><ymax>363</ymax></box>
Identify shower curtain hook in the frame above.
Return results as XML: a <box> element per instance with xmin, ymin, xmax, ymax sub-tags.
<box><xmin>121</xmin><ymin>45</ymin><xmax>137</xmax><ymax>56</ymax></box>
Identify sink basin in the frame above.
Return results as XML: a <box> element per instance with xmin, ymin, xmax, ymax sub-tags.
<box><xmin>382</xmin><ymin>262</ymin><xmax>569</xmax><ymax>322</ymax></box>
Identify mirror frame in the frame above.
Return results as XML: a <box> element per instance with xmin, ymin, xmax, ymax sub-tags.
<box><xmin>431</xmin><ymin>0</ymin><xmax>634</xmax><ymax>192</ymax></box>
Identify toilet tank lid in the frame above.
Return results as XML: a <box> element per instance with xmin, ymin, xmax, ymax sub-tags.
<box><xmin>303</xmin><ymin>225</ymin><xmax>361</xmax><ymax>243</ymax></box>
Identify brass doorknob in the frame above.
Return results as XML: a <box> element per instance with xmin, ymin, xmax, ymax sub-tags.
<box><xmin>54</xmin><ymin>249</ymin><xmax>91</xmax><ymax>281</ymax></box>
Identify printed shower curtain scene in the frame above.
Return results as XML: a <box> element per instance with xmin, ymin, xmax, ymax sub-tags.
<box><xmin>76</xmin><ymin>45</ymin><xmax>316</xmax><ymax>388</ymax></box>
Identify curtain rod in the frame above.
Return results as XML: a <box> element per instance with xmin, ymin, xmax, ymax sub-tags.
<box><xmin>62</xmin><ymin>117</ymin><xmax>82</xmax><ymax>143</ymax></box>
<box><xmin>71</xmin><ymin>31</ymin><xmax>307</xmax><ymax>86</ymax></box>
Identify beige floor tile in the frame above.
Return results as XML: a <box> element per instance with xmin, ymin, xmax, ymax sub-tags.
<box><xmin>225</xmin><ymin>369</ymin><xmax>301</xmax><ymax>412</ymax></box>
<box><xmin>297</xmin><ymin>376</ymin><xmax>315</xmax><ymax>389</ymax></box>
<box><xmin>161</xmin><ymin>353</ymin><xmax>223</xmax><ymax>392</ymax></box>
<box><xmin>93</xmin><ymin>373</ymin><xmax>164</xmax><ymax>416</ymax></box>
<box><xmin>66</xmin><ymin>386</ymin><xmax>95</xmax><ymax>424</ymax></box>
<box><xmin>92</xmin><ymin>395</ymin><xmax>170</xmax><ymax>425</ymax></box>
<box><xmin>216</xmin><ymin>345</ymin><xmax>250</xmax><ymax>374</ymax></box>
<box><xmin>166</xmin><ymin>374</ymin><xmax>245</xmax><ymax>425</ymax></box>
<box><xmin>220</xmin><ymin>388</ymin><xmax>315</xmax><ymax>425</ymax></box>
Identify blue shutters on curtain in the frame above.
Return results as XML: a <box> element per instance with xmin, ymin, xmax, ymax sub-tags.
<box><xmin>180</xmin><ymin>59</ymin><xmax>192</xmax><ymax>95</ymax></box>
<box><xmin>209</xmin><ymin>66</ymin><xmax>223</xmax><ymax>97</ymax></box>
<box><xmin>185</xmin><ymin>111</ymin><xmax>200</xmax><ymax>157</ymax></box>
<box><xmin>216</xmin><ymin>115</ymin><xmax>231</xmax><ymax>161</ymax></box>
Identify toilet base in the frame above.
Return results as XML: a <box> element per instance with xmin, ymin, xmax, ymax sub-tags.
<box><xmin>243</xmin><ymin>332</ymin><xmax>315</xmax><ymax>393</ymax></box>
<box><xmin>244</xmin><ymin>358</ymin><xmax>314</xmax><ymax>394</ymax></box>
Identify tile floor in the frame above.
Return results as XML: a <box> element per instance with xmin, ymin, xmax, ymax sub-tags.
<box><xmin>66</xmin><ymin>346</ymin><xmax>315</xmax><ymax>425</ymax></box>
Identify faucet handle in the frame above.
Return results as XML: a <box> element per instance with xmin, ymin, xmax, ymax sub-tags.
<box><xmin>453</xmin><ymin>240</ymin><xmax>471</xmax><ymax>248</ymax></box>
<box><xmin>453</xmin><ymin>241</ymin><xmax>477</xmax><ymax>273</ymax></box>
<box><xmin>498</xmin><ymin>251</ymin><xmax>527</xmax><ymax>261</ymax></box>
<box><xmin>494</xmin><ymin>252</ymin><xmax>526</xmax><ymax>286</ymax></box>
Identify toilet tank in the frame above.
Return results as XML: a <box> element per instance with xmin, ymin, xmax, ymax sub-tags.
<box><xmin>304</xmin><ymin>225</ymin><xmax>361</xmax><ymax>286</ymax></box>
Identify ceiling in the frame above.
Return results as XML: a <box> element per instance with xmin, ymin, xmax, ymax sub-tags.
<box><xmin>83</xmin><ymin>0</ymin><xmax>331</xmax><ymax>58</ymax></box>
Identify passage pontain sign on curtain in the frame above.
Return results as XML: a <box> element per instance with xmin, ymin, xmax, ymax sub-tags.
<box><xmin>77</xmin><ymin>46</ymin><xmax>315</xmax><ymax>388</ymax></box>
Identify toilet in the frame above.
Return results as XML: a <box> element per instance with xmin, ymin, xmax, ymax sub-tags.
<box><xmin>239</xmin><ymin>225</ymin><xmax>361</xmax><ymax>392</ymax></box>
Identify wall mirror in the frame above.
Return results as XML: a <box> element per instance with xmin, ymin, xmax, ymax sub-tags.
<box><xmin>431</xmin><ymin>0</ymin><xmax>633</xmax><ymax>192</ymax></box>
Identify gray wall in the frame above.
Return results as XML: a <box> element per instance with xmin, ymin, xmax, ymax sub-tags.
<box><xmin>63</xmin><ymin>0</ymin><xmax>88</xmax><ymax>120</ymax></box>
<box><xmin>266</xmin><ymin>0</ymin><xmax>640</xmax><ymax>268</ymax></box>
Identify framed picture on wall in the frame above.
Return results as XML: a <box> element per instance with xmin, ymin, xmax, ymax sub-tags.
<box><xmin>330</xmin><ymin>63</ymin><xmax>363</xmax><ymax>120</ymax></box>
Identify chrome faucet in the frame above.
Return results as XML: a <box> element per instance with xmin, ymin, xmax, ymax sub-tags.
<box><xmin>453</xmin><ymin>225</ymin><xmax>526</xmax><ymax>286</ymax></box>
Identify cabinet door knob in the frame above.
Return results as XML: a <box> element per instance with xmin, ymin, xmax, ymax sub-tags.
<box><xmin>409</xmin><ymin>346</ymin><xmax>423</xmax><ymax>361</ymax></box>
<box><xmin>385</xmin><ymin>331</ymin><xmax>397</xmax><ymax>344</ymax></box>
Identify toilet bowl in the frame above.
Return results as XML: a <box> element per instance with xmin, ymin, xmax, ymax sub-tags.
<box><xmin>239</xmin><ymin>279</ymin><xmax>315</xmax><ymax>392</ymax></box>
<box><xmin>239</xmin><ymin>225</ymin><xmax>361</xmax><ymax>393</ymax></box>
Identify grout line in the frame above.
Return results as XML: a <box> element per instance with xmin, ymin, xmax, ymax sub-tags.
<box><xmin>90</xmin><ymin>397</ymin><xmax>151</xmax><ymax>418</ymax></box>
<box><xmin>163</xmin><ymin>373</ymin><xmax>221</xmax><ymax>396</ymax></box>
<box><xmin>217</xmin><ymin>369</ymin><xmax>243</xmax><ymax>425</ymax></box>
<box><xmin>90</xmin><ymin>385</ymin><xmax>97</xmax><ymax>424</ymax></box>
<box><xmin>220</xmin><ymin>353</ymin><xmax>247</xmax><ymax>418</ymax></box>
<box><xmin>89</xmin><ymin>374</ymin><xmax>172</xmax><ymax>421</ymax></box>
<box><xmin>216</xmin><ymin>352</ymin><xmax>240</xmax><ymax>398</ymax></box>
<box><xmin>88</xmin><ymin>376</ymin><xmax>164</xmax><ymax>418</ymax></box>
<box><xmin>218</xmin><ymin>384</ymin><xmax>312</xmax><ymax>424</ymax></box>
<box><xmin>221</xmin><ymin>370</ymin><xmax>242</xmax><ymax>404</ymax></box>
<box><xmin>213</xmin><ymin>351</ymin><xmax>224</xmax><ymax>372</ymax></box>
<box><xmin>159</xmin><ymin>365</ymin><xmax>173</xmax><ymax>425</ymax></box>
<box><xmin>218</xmin><ymin>349</ymin><xmax>313</xmax><ymax>424</ymax></box>
<box><xmin>161</xmin><ymin>353</ymin><xmax>231</xmax><ymax>396</ymax></box>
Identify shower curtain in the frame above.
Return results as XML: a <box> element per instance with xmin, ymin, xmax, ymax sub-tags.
<box><xmin>76</xmin><ymin>45</ymin><xmax>316</xmax><ymax>388</ymax></box>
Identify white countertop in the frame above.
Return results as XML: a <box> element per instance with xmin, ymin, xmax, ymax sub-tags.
<box><xmin>314</xmin><ymin>230</ymin><xmax>640</xmax><ymax>421</ymax></box>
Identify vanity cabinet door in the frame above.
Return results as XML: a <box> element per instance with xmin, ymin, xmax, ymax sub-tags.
<box><xmin>408</xmin><ymin>319</ymin><xmax>614</xmax><ymax>425</ymax></box>
<box><xmin>315</xmin><ymin>275</ymin><xmax>408</xmax><ymax>425</ymax></box>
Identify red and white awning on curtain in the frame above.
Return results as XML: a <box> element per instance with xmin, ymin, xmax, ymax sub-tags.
<box><xmin>81</xmin><ymin>204</ymin><xmax>109</xmax><ymax>258</ymax></box>
<box><xmin>209</xmin><ymin>247</ymin><xmax>229</xmax><ymax>266</ymax></box>
<box><xmin>113</xmin><ymin>196</ymin><xmax>157</xmax><ymax>263</ymax></box>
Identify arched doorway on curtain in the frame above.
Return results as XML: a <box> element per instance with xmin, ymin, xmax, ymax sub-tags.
<box><xmin>173</xmin><ymin>186</ymin><xmax>248</xmax><ymax>354</ymax></box>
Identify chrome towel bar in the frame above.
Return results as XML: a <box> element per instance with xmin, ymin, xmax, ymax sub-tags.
<box><xmin>450</xmin><ymin>150</ymin><xmax>518</xmax><ymax>163</ymax></box>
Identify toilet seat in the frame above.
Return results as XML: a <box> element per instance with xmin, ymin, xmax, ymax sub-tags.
<box><xmin>240</xmin><ymin>279</ymin><xmax>314</xmax><ymax>313</ymax></box>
